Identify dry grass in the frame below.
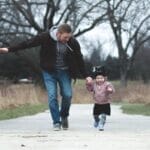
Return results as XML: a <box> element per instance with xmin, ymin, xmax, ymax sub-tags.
<box><xmin>113</xmin><ymin>81</ymin><xmax>150</xmax><ymax>105</ymax></box>
<box><xmin>0</xmin><ymin>83</ymin><xmax>47</xmax><ymax>109</ymax></box>
<box><xmin>73</xmin><ymin>80</ymin><xmax>150</xmax><ymax>105</ymax></box>
<box><xmin>0</xmin><ymin>80</ymin><xmax>150</xmax><ymax>110</ymax></box>
<box><xmin>72</xmin><ymin>80</ymin><xmax>93</xmax><ymax>104</ymax></box>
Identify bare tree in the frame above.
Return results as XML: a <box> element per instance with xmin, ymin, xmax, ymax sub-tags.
<box><xmin>105</xmin><ymin>0</ymin><xmax>150</xmax><ymax>87</ymax></box>
<box><xmin>0</xmin><ymin>0</ymin><xmax>110</xmax><ymax>78</ymax></box>
<box><xmin>89</xmin><ymin>40</ymin><xmax>103</xmax><ymax>66</ymax></box>
<box><xmin>0</xmin><ymin>0</ymin><xmax>108</xmax><ymax>79</ymax></box>
<box><xmin>1</xmin><ymin>0</ymin><xmax>149</xmax><ymax>86</ymax></box>
<box><xmin>0</xmin><ymin>0</ymin><xmax>108</xmax><ymax>42</ymax></box>
<box><xmin>132</xmin><ymin>42</ymin><xmax>150</xmax><ymax>83</ymax></box>
<box><xmin>82</xmin><ymin>38</ymin><xmax>104</xmax><ymax>76</ymax></box>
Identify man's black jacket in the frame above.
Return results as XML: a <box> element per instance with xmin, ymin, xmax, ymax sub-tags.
<box><xmin>8</xmin><ymin>32</ymin><xmax>87</xmax><ymax>79</ymax></box>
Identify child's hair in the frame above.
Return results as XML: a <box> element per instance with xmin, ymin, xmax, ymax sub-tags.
<box><xmin>92</xmin><ymin>66</ymin><xmax>107</xmax><ymax>78</ymax></box>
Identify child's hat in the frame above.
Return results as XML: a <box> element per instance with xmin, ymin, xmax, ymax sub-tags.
<box><xmin>92</xmin><ymin>65</ymin><xmax>107</xmax><ymax>77</ymax></box>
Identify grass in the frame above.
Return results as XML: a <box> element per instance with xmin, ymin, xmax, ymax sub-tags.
<box><xmin>0</xmin><ymin>80</ymin><xmax>150</xmax><ymax>120</ymax></box>
<box><xmin>0</xmin><ymin>103</ymin><xmax>48</xmax><ymax>120</ymax></box>
<box><xmin>121</xmin><ymin>103</ymin><xmax>150</xmax><ymax>116</ymax></box>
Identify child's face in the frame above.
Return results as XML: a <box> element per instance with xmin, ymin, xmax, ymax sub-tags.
<box><xmin>96</xmin><ymin>75</ymin><xmax>105</xmax><ymax>83</ymax></box>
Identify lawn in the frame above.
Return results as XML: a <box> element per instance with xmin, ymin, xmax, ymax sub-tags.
<box><xmin>0</xmin><ymin>103</ymin><xmax>48</xmax><ymax>120</ymax></box>
<box><xmin>0</xmin><ymin>80</ymin><xmax>150</xmax><ymax>120</ymax></box>
<box><xmin>121</xmin><ymin>103</ymin><xmax>150</xmax><ymax>116</ymax></box>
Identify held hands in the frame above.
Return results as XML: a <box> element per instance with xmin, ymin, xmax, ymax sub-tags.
<box><xmin>86</xmin><ymin>77</ymin><xmax>93</xmax><ymax>84</ymax></box>
<box><xmin>0</xmin><ymin>48</ymin><xmax>9</xmax><ymax>53</ymax></box>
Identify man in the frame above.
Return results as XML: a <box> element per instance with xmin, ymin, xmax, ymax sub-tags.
<box><xmin>0</xmin><ymin>24</ymin><xmax>87</xmax><ymax>131</ymax></box>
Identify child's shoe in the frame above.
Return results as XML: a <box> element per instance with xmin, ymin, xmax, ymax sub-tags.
<box><xmin>98</xmin><ymin>122</ymin><xmax>104</xmax><ymax>131</ymax></box>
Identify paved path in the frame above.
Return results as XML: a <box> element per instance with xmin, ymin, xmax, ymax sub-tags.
<box><xmin>0</xmin><ymin>104</ymin><xmax>150</xmax><ymax>150</ymax></box>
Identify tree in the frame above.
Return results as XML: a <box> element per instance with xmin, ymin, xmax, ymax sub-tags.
<box><xmin>130</xmin><ymin>41</ymin><xmax>150</xmax><ymax>83</ymax></box>
<box><xmin>0</xmin><ymin>0</ymin><xmax>108</xmax><ymax>80</ymax></box>
<box><xmin>82</xmin><ymin>38</ymin><xmax>104</xmax><ymax>75</ymax></box>
<box><xmin>105</xmin><ymin>0</ymin><xmax>150</xmax><ymax>87</ymax></box>
<box><xmin>0</xmin><ymin>0</ymin><xmax>108</xmax><ymax>41</ymax></box>
<box><xmin>105</xmin><ymin>55</ymin><xmax>120</xmax><ymax>80</ymax></box>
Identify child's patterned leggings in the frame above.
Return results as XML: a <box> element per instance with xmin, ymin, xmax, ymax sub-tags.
<box><xmin>94</xmin><ymin>113</ymin><xmax>106</xmax><ymax>125</ymax></box>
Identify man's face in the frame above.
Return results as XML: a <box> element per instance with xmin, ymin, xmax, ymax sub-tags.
<box><xmin>56</xmin><ymin>32</ymin><xmax>72</xmax><ymax>43</ymax></box>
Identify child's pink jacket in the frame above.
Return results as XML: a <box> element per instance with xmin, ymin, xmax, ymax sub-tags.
<box><xmin>86</xmin><ymin>81</ymin><xmax>115</xmax><ymax>104</ymax></box>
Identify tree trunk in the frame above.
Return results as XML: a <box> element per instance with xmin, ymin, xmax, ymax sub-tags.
<box><xmin>120</xmin><ymin>68</ymin><xmax>128</xmax><ymax>87</ymax></box>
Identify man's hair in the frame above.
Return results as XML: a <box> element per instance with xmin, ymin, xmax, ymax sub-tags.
<box><xmin>58</xmin><ymin>24</ymin><xmax>72</xmax><ymax>33</ymax></box>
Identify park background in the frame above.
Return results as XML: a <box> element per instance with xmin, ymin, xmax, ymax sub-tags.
<box><xmin>0</xmin><ymin>0</ymin><xmax>150</xmax><ymax>119</ymax></box>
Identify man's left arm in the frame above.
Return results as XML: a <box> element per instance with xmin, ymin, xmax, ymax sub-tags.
<box><xmin>73</xmin><ymin>39</ymin><xmax>87</xmax><ymax>78</ymax></box>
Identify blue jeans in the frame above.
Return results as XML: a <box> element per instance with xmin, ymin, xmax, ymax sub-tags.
<box><xmin>42</xmin><ymin>70</ymin><xmax>72</xmax><ymax>124</ymax></box>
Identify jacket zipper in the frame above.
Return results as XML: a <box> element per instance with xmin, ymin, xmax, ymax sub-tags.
<box><xmin>66</xmin><ymin>43</ymin><xmax>73</xmax><ymax>52</ymax></box>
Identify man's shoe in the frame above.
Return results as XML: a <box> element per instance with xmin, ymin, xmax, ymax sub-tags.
<box><xmin>61</xmin><ymin>117</ymin><xmax>68</xmax><ymax>130</ymax></box>
<box><xmin>53</xmin><ymin>123</ymin><xmax>61</xmax><ymax>131</ymax></box>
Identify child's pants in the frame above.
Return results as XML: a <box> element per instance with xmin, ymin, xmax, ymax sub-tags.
<box><xmin>94</xmin><ymin>113</ymin><xmax>106</xmax><ymax>125</ymax></box>
<box><xmin>100</xmin><ymin>113</ymin><xmax>106</xmax><ymax>125</ymax></box>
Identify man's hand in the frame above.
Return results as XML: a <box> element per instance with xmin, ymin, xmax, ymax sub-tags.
<box><xmin>0</xmin><ymin>48</ymin><xmax>9</xmax><ymax>53</ymax></box>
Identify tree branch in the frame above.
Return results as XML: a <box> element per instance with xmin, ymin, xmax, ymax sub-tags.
<box><xmin>11</xmin><ymin>0</ymin><xmax>43</xmax><ymax>32</ymax></box>
<box><xmin>125</xmin><ymin>14</ymin><xmax>150</xmax><ymax>52</ymax></box>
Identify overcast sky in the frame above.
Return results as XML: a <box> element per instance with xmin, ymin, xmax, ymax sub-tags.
<box><xmin>79</xmin><ymin>23</ymin><xmax>118</xmax><ymax>58</ymax></box>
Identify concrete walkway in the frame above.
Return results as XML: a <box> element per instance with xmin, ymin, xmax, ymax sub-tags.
<box><xmin>0</xmin><ymin>104</ymin><xmax>150</xmax><ymax>150</ymax></box>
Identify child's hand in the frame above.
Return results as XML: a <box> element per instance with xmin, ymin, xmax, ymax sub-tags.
<box><xmin>86</xmin><ymin>77</ymin><xmax>93</xmax><ymax>84</ymax></box>
<box><xmin>107</xmin><ymin>87</ymin><xmax>113</xmax><ymax>92</ymax></box>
